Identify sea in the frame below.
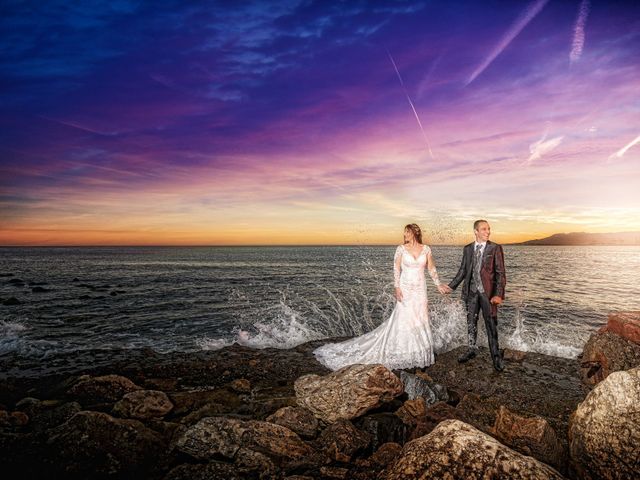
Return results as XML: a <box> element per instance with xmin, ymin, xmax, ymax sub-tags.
<box><xmin>1</xmin><ymin>246</ymin><xmax>639</xmax><ymax>377</ymax></box>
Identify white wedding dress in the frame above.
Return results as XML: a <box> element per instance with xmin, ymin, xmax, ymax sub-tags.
<box><xmin>314</xmin><ymin>244</ymin><xmax>441</xmax><ymax>371</ymax></box>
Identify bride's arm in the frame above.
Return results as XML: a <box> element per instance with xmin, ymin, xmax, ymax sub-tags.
<box><xmin>394</xmin><ymin>246</ymin><xmax>403</xmax><ymax>301</ymax></box>
<box><xmin>427</xmin><ymin>249</ymin><xmax>451</xmax><ymax>294</ymax></box>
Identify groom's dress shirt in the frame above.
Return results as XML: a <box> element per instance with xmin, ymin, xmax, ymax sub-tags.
<box><xmin>474</xmin><ymin>241</ymin><xmax>486</xmax><ymax>257</ymax></box>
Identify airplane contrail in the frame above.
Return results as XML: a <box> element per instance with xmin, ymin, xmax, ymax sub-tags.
<box><xmin>609</xmin><ymin>134</ymin><xmax>640</xmax><ymax>159</ymax></box>
<box><xmin>570</xmin><ymin>0</ymin><xmax>590</xmax><ymax>64</ymax></box>
<box><xmin>466</xmin><ymin>0</ymin><xmax>549</xmax><ymax>86</ymax></box>
<box><xmin>387</xmin><ymin>50</ymin><xmax>435</xmax><ymax>159</ymax></box>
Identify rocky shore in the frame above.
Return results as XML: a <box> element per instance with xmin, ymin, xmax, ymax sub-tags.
<box><xmin>1</xmin><ymin>312</ymin><xmax>639</xmax><ymax>479</ymax></box>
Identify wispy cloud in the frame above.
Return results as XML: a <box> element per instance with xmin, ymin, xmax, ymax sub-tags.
<box><xmin>570</xmin><ymin>0</ymin><xmax>590</xmax><ymax>64</ymax></box>
<box><xmin>609</xmin><ymin>133</ymin><xmax>640</xmax><ymax>160</ymax></box>
<box><xmin>465</xmin><ymin>0</ymin><xmax>550</xmax><ymax>86</ymax></box>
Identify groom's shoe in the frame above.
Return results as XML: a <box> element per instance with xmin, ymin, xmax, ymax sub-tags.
<box><xmin>458</xmin><ymin>348</ymin><xmax>478</xmax><ymax>363</ymax></box>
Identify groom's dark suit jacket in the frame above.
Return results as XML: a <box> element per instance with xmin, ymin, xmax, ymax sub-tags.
<box><xmin>448</xmin><ymin>240</ymin><xmax>506</xmax><ymax>316</ymax></box>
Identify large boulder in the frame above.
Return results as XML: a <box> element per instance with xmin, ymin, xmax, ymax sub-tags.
<box><xmin>66</xmin><ymin>374</ymin><xmax>141</xmax><ymax>404</ymax></box>
<box><xmin>599</xmin><ymin>311</ymin><xmax>640</xmax><ymax>345</ymax></box>
<box><xmin>294</xmin><ymin>364</ymin><xmax>403</xmax><ymax>423</ymax></box>
<box><xmin>46</xmin><ymin>411</ymin><xmax>167</xmax><ymax>478</ymax></box>
<box><xmin>175</xmin><ymin>416</ymin><xmax>312</xmax><ymax>464</ymax></box>
<box><xmin>579</xmin><ymin>331</ymin><xmax>640</xmax><ymax>386</ymax></box>
<box><xmin>382</xmin><ymin>419</ymin><xmax>564</xmax><ymax>480</ymax></box>
<box><xmin>569</xmin><ymin>366</ymin><xmax>640</xmax><ymax>479</ymax></box>
<box><xmin>492</xmin><ymin>405</ymin><xmax>567</xmax><ymax>473</ymax></box>
<box><xmin>112</xmin><ymin>389</ymin><xmax>174</xmax><ymax>420</ymax></box>
<box><xmin>266</xmin><ymin>406</ymin><xmax>319</xmax><ymax>439</ymax></box>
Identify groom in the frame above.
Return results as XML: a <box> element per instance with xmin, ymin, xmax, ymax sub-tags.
<box><xmin>445</xmin><ymin>220</ymin><xmax>506</xmax><ymax>372</ymax></box>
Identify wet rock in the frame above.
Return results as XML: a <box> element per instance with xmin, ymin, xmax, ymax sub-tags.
<box><xmin>569</xmin><ymin>366</ymin><xmax>640</xmax><ymax>480</ymax></box>
<box><xmin>235</xmin><ymin>447</ymin><xmax>278</xmax><ymax>478</ymax></box>
<box><xmin>169</xmin><ymin>388</ymin><xmax>241</xmax><ymax>416</ymax></box>
<box><xmin>319</xmin><ymin>466</ymin><xmax>350</xmax><ymax>478</ymax></box>
<box><xmin>230</xmin><ymin>378</ymin><xmax>251</xmax><ymax>393</ymax></box>
<box><xmin>46</xmin><ymin>411</ymin><xmax>167</xmax><ymax>478</ymax></box>
<box><xmin>143</xmin><ymin>377</ymin><xmax>178</xmax><ymax>391</ymax></box>
<box><xmin>382</xmin><ymin>419</ymin><xmax>565</xmax><ymax>480</ymax></box>
<box><xmin>504</xmin><ymin>348</ymin><xmax>527</xmax><ymax>362</ymax></box>
<box><xmin>394</xmin><ymin>397</ymin><xmax>426</xmax><ymax>426</ymax></box>
<box><xmin>295</xmin><ymin>364</ymin><xmax>403</xmax><ymax>423</ymax></box>
<box><xmin>266</xmin><ymin>405</ymin><xmax>319</xmax><ymax>439</ymax></box>
<box><xmin>15</xmin><ymin>397</ymin><xmax>44</xmax><ymax>417</ymax></box>
<box><xmin>356</xmin><ymin>412</ymin><xmax>407</xmax><ymax>451</ymax></box>
<box><xmin>400</xmin><ymin>370</ymin><xmax>448</xmax><ymax>404</ymax></box>
<box><xmin>599</xmin><ymin>311</ymin><xmax>640</xmax><ymax>345</ymax></box>
<box><xmin>10</xmin><ymin>411</ymin><xmax>29</xmax><ymax>426</ymax></box>
<box><xmin>2</xmin><ymin>297</ymin><xmax>21</xmax><ymax>306</ymax></box>
<box><xmin>163</xmin><ymin>462</ymin><xmax>249</xmax><ymax>480</ymax></box>
<box><xmin>408</xmin><ymin>401</ymin><xmax>464</xmax><ymax>440</ymax></box>
<box><xmin>175</xmin><ymin>416</ymin><xmax>312</xmax><ymax>463</ymax></box>
<box><xmin>66</xmin><ymin>374</ymin><xmax>142</xmax><ymax>405</ymax></box>
<box><xmin>455</xmin><ymin>393</ymin><xmax>501</xmax><ymax>433</ymax></box>
<box><xmin>318</xmin><ymin>419</ymin><xmax>372</xmax><ymax>462</ymax></box>
<box><xmin>492</xmin><ymin>405</ymin><xmax>567</xmax><ymax>473</ymax></box>
<box><xmin>178</xmin><ymin>402</ymin><xmax>226</xmax><ymax>425</ymax></box>
<box><xmin>366</xmin><ymin>442</ymin><xmax>402</xmax><ymax>468</ymax></box>
<box><xmin>31</xmin><ymin>402</ymin><xmax>82</xmax><ymax>432</ymax></box>
<box><xmin>112</xmin><ymin>389</ymin><xmax>174</xmax><ymax>420</ymax></box>
<box><xmin>579</xmin><ymin>330</ymin><xmax>640</xmax><ymax>386</ymax></box>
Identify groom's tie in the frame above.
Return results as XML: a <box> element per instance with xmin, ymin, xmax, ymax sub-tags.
<box><xmin>473</xmin><ymin>244</ymin><xmax>484</xmax><ymax>293</ymax></box>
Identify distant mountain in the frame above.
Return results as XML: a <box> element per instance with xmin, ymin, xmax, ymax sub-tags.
<box><xmin>514</xmin><ymin>232</ymin><xmax>640</xmax><ymax>246</ymax></box>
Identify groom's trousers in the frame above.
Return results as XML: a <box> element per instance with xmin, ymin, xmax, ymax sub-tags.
<box><xmin>466</xmin><ymin>291</ymin><xmax>500</xmax><ymax>361</ymax></box>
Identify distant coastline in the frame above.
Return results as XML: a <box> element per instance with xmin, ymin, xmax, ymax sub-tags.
<box><xmin>511</xmin><ymin>231</ymin><xmax>640</xmax><ymax>246</ymax></box>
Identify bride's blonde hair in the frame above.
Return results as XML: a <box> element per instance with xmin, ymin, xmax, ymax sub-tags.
<box><xmin>404</xmin><ymin>223</ymin><xmax>423</xmax><ymax>244</ymax></box>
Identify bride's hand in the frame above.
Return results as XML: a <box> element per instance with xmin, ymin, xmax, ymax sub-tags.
<box><xmin>395</xmin><ymin>287</ymin><xmax>403</xmax><ymax>302</ymax></box>
<box><xmin>438</xmin><ymin>284</ymin><xmax>452</xmax><ymax>295</ymax></box>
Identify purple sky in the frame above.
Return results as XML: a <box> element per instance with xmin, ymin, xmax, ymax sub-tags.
<box><xmin>1</xmin><ymin>0</ymin><xmax>639</xmax><ymax>245</ymax></box>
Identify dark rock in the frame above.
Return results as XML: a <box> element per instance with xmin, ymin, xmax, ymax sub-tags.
<box><xmin>366</xmin><ymin>442</ymin><xmax>402</xmax><ymax>468</ymax></box>
<box><xmin>504</xmin><ymin>348</ymin><xmax>527</xmax><ymax>362</ymax></box>
<box><xmin>408</xmin><ymin>401</ymin><xmax>464</xmax><ymax>440</ymax></box>
<box><xmin>399</xmin><ymin>370</ymin><xmax>448</xmax><ymax>404</ymax></box>
<box><xmin>266</xmin><ymin>406</ymin><xmax>319</xmax><ymax>439</ymax></box>
<box><xmin>356</xmin><ymin>413</ymin><xmax>407</xmax><ymax>451</ymax></box>
<box><xmin>31</xmin><ymin>402</ymin><xmax>82</xmax><ymax>432</ymax></box>
<box><xmin>163</xmin><ymin>461</ymin><xmax>254</xmax><ymax>480</ymax></box>
<box><xmin>382</xmin><ymin>420</ymin><xmax>565</xmax><ymax>480</ymax></box>
<box><xmin>143</xmin><ymin>377</ymin><xmax>179</xmax><ymax>391</ymax></box>
<box><xmin>580</xmin><ymin>330</ymin><xmax>640</xmax><ymax>386</ymax></box>
<box><xmin>229</xmin><ymin>378</ymin><xmax>251</xmax><ymax>393</ymax></box>
<box><xmin>177</xmin><ymin>402</ymin><xmax>226</xmax><ymax>425</ymax></box>
<box><xmin>569</xmin><ymin>366</ymin><xmax>640</xmax><ymax>480</ymax></box>
<box><xmin>319</xmin><ymin>466</ymin><xmax>350</xmax><ymax>479</ymax></box>
<box><xmin>394</xmin><ymin>397</ymin><xmax>426</xmax><ymax>426</ymax></box>
<box><xmin>31</xmin><ymin>286</ymin><xmax>50</xmax><ymax>293</ymax></box>
<box><xmin>455</xmin><ymin>393</ymin><xmax>501</xmax><ymax>433</ymax></box>
<box><xmin>492</xmin><ymin>405</ymin><xmax>567</xmax><ymax>473</ymax></box>
<box><xmin>169</xmin><ymin>388</ymin><xmax>241</xmax><ymax>417</ymax></box>
<box><xmin>295</xmin><ymin>364</ymin><xmax>403</xmax><ymax>423</ymax></box>
<box><xmin>66</xmin><ymin>374</ymin><xmax>142</xmax><ymax>404</ymax></box>
<box><xmin>317</xmin><ymin>419</ymin><xmax>372</xmax><ymax>462</ymax></box>
<box><xmin>175</xmin><ymin>416</ymin><xmax>313</xmax><ymax>463</ymax></box>
<box><xmin>112</xmin><ymin>389</ymin><xmax>174</xmax><ymax>420</ymax></box>
<box><xmin>46</xmin><ymin>411</ymin><xmax>167</xmax><ymax>478</ymax></box>
<box><xmin>2</xmin><ymin>297</ymin><xmax>21</xmax><ymax>306</ymax></box>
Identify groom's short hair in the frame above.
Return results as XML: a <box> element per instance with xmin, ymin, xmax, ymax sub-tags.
<box><xmin>473</xmin><ymin>219</ymin><xmax>489</xmax><ymax>231</ymax></box>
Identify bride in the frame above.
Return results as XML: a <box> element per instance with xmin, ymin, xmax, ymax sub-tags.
<box><xmin>314</xmin><ymin>224</ymin><xmax>450</xmax><ymax>371</ymax></box>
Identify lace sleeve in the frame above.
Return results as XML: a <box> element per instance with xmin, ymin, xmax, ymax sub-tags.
<box><xmin>426</xmin><ymin>247</ymin><xmax>441</xmax><ymax>286</ymax></box>
<box><xmin>393</xmin><ymin>245</ymin><xmax>403</xmax><ymax>288</ymax></box>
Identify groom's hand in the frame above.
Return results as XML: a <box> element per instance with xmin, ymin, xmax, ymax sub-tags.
<box><xmin>490</xmin><ymin>296</ymin><xmax>503</xmax><ymax>305</ymax></box>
